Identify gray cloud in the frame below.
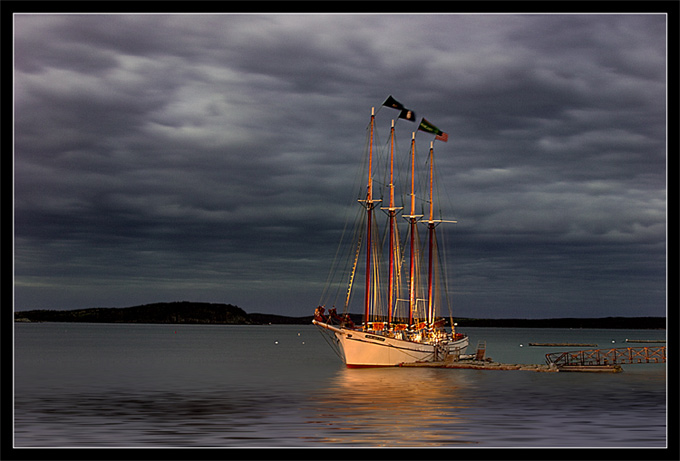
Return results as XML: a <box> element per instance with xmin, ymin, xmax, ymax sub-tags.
<box><xmin>13</xmin><ymin>13</ymin><xmax>667</xmax><ymax>318</ymax></box>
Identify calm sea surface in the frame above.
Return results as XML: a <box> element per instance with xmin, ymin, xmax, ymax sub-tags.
<box><xmin>13</xmin><ymin>323</ymin><xmax>667</xmax><ymax>448</ymax></box>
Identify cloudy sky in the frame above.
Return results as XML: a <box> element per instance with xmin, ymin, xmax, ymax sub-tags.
<box><xmin>12</xmin><ymin>12</ymin><xmax>667</xmax><ymax>319</ymax></box>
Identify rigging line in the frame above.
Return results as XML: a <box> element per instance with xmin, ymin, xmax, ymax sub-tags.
<box><xmin>343</xmin><ymin>208</ymin><xmax>365</xmax><ymax>308</ymax></box>
<box><xmin>413</xmin><ymin>298</ymin><xmax>428</xmax><ymax>324</ymax></box>
<box><xmin>315</xmin><ymin>327</ymin><xmax>344</xmax><ymax>361</ymax></box>
<box><xmin>430</xmin><ymin>230</ymin><xmax>452</xmax><ymax>327</ymax></box>
<box><xmin>326</xmin><ymin>210</ymin><xmax>363</xmax><ymax>311</ymax></box>
<box><xmin>431</xmin><ymin>152</ymin><xmax>452</xmax><ymax>222</ymax></box>
<box><xmin>432</xmin><ymin>237</ymin><xmax>445</xmax><ymax>321</ymax></box>
<box><xmin>390</xmin><ymin>220</ymin><xmax>404</xmax><ymax>318</ymax></box>
<box><xmin>320</xmin><ymin>202</ymin><xmax>364</xmax><ymax>307</ymax></box>
<box><xmin>395</xmin><ymin>144</ymin><xmax>409</xmax><ymax>210</ymax></box>
<box><xmin>324</xmin><ymin>118</ymin><xmax>376</xmax><ymax>308</ymax></box>
<box><xmin>373</xmin><ymin>104</ymin><xmax>387</xmax><ymax>119</ymax></box>
<box><xmin>344</xmin><ymin>220</ymin><xmax>363</xmax><ymax>312</ymax></box>
<box><xmin>370</xmin><ymin>215</ymin><xmax>384</xmax><ymax>320</ymax></box>
<box><xmin>335</xmin><ymin>206</ymin><xmax>365</xmax><ymax>312</ymax></box>
<box><xmin>437</xmin><ymin>224</ymin><xmax>456</xmax><ymax>320</ymax></box>
<box><xmin>377</xmin><ymin>135</ymin><xmax>392</xmax><ymax>192</ymax></box>
<box><xmin>319</xmin><ymin>205</ymin><xmax>355</xmax><ymax>305</ymax></box>
<box><xmin>321</xmin><ymin>121</ymin><xmax>373</xmax><ymax>307</ymax></box>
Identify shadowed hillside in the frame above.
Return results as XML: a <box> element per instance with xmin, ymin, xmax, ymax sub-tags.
<box><xmin>14</xmin><ymin>302</ymin><xmax>253</xmax><ymax>324</ymax></box>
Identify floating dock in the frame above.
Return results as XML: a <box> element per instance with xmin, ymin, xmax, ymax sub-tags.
<box><xmin>399</xmin><ymin>357</ymin><xmax>625</xmax><ymax>373</ymax></box>
<box><xmin>558</xmin><ymin>365</ymin><xmax>623</xmax><ymax>373</ymax></box>
<box><xmin>399</xmin><ymin>356</ymin><xmax>559</xmax><ymax>372</ymax></box>
<box><xmin>529</xmin><ymin>343</ymin><xmax>597</xmax><ymax>347</ymax></box>
<box><xmin>625</xmin><ymin>339</ymin><xmax>666</xmax><ymax>343</ymax></box>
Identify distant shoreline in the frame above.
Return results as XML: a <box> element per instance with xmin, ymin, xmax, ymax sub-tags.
<box><xmin>13</xmin><ymin>302</ymin><xmax>666</xmax><ymax>330</ymax></box>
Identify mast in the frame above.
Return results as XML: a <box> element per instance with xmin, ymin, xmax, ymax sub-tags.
<box><xmin>364</xmin><ymin>107</ymin><xmax>375</xmax><ymax>329</ymax></box>
<box><xmin>407</xmin><ymin>132</ymin><xmax>417</xmax><ymax>326</ymax></box>
<box><xmin>427</xmin><ymin>141</ymin><xmax>435</xmax><ymax>327</ymax></box>
<box><xmin>387</xmin><ymin>120</ymin><xmax>396</xmax><ymax>326</ymax></box>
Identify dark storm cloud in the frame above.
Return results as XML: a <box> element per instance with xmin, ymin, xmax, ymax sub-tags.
<box><xmin>13</xmin><ymin>13</ymin><xmax>667</xmax><ymax>318</ymax></box>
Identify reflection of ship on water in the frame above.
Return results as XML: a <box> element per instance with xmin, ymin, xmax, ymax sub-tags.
<box><xmin>306</xmin><ymin>367</ymin><xmax>475</xmax><ymax>447</ymax></box>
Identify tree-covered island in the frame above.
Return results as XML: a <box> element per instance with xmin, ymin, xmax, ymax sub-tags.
<box><xmin>13</xmin><ymin>301</ymin><xmax>665</xmax><ymax>329</ymax></box>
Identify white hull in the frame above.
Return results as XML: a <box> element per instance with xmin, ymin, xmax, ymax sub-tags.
<box><xmin>314</xmin><ymin>320</ymin><xmax>469</xmax><ymax>367</ymax></box>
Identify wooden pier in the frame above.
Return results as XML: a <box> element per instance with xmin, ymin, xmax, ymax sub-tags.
<box><xmin>545</xmin><ymin>346</ymin><xmax>666</xmax><ymax>368</ymax></box>
<box><xmin>399</xmin><ymin>345</ymin><xmax>666</xmax><ymax>373</ymax></box>
<box><xmin>397</xmin><ymin>345</ymin><xmax>665</xmax><ymax>373</ymax></box>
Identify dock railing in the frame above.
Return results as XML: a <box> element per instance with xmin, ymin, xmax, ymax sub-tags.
<box><xmin>545</xmin><ymin>346</ymin><xmax>666</xmax><ymax>368</ymax></box>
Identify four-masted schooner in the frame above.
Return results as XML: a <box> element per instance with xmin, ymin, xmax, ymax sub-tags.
<box><xmin>313</xmin><ymin>96</ymin><xmax>469</xmax><ymax>367</ymax></box>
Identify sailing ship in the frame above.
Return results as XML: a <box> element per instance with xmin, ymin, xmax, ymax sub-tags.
<box><xmin>313</xmin><ymin>96</ymin><xmax>469</xmax><ymax>367</ymax></box>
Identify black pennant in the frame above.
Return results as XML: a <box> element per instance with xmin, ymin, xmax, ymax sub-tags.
<box><xmin>383</xmin><ymin>96</ymin><xmax>416</xmax><ymax>122</ymax></box>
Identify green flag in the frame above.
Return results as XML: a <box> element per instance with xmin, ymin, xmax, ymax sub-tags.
<box><xmin>418</xmin><ymin>118</ymin><xmax>448</xmax><ymax>142</ymax></box>
<box><xmin>418</xmin><ymin>118</ymin><xmax>443</xmax><ymax>135</ymax></box>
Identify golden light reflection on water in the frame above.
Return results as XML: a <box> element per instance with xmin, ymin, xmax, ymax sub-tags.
<box><xmin>306</xmin><ymin>367</ymin><xmax>478</xmax><ymax>447</ymax></box>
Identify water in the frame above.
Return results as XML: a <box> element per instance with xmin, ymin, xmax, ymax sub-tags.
<box><xmin>13</xmin><ymin>323</ymin><xmax>667</xmax><ymax>448</ymax></box>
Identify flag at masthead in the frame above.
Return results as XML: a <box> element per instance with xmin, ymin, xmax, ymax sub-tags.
<box><xmin>382</xmin><ymin>95</ymin><xmax>416</xmax><ymax>122</ymax></box>
<box><xmin>418</xmin><ymin>118</ymin><xmax>449</xmax><ymax>142</ymax></box>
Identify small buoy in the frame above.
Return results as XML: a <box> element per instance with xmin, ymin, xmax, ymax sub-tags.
<box><xmin>297</xmin><ymin>332</ymin><xmax>301</xmax><ymax>336</ymax></box>
<box><xmin>519</xmin><ymin>344</ymin><xmax>523</xmax><ymax>347</ymax></box>
<box><xmin>302</xmin><ymin>341</ymin><xmax>305</xmax><ymax>345</ymax></box>
<box><xmin>275</xmin><ymin>341</ymin><xmax>279</xmax><ymax>345</ymax></box>
<box><xmin>612</xmin><ymin>340</ymin><xmax>616</xmax><ymax>343</ymax></box>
